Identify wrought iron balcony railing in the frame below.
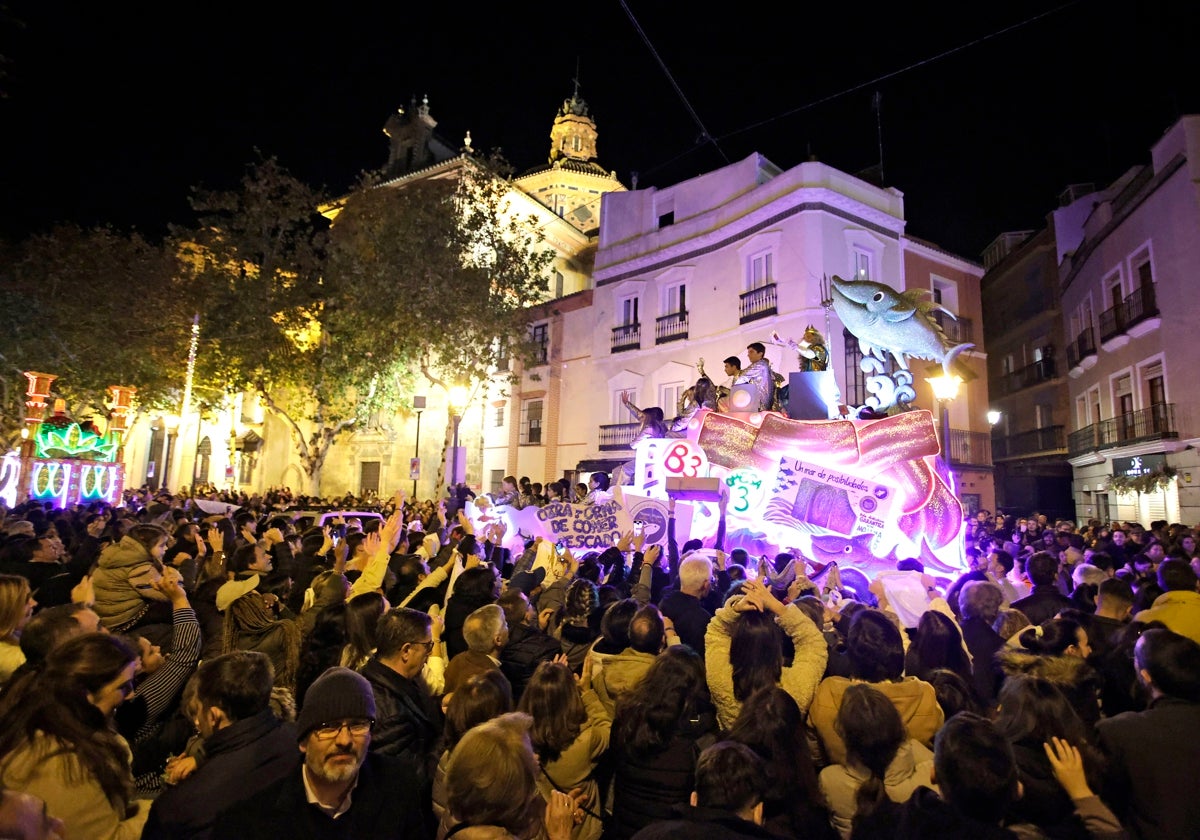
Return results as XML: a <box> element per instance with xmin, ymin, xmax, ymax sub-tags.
<box><xmin>999</xmin><ymin>357</ymin><xmax>1057</xmax><ymax>395</ymax></box>
<box><xmin>1066</xmin><ymin>327</ymin><xmax>1096</xmax><ymax>369</ymax></box>
<box><xmin>739</xmin><ymin>283</ymin><xmax>777</xmax><ymax>324</ymax></box>
<box><xmin>655</xmin><ymin>311</ymin><xmax>689</xmax><ymax>344</ymax></box>
<box><xmin>611</xmin><ymin>322</ymin><xmax>641</xmax><ymax>353</ymax></box>
<box><xmin>992</xmin><ymin>425</ymin><xmax>1066</xmax><ymax>460</ymax></box>
<box><xmin>1067</xmin><ymin>403</ymin><xmax>1177</xmax><ymax>457</ymax></box>
<box><xmin>599</xmin><ymin>422</ymin><xmax>638</xmax><ymax>451</ymax></box>
<box><xmin>931</xmin><ymin>311</ymin><xmax>975</xmax><ymax>345</ymax></box>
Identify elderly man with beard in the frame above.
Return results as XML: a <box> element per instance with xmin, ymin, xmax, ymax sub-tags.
<box><xmin>214</xmin><ymin>667</ymin><xmax>428</xmax><ymax>840</ymax></box>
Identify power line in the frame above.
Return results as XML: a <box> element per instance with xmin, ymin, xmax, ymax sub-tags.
<box><xmin>618</xmin><ymin>0</ymin><xmax>729</xmax><ymax>165</ymax></box>
<box><xmin>641</xmin><ymin>0</ymin><xmax>1082</xmax><ymax>178</ymax></box>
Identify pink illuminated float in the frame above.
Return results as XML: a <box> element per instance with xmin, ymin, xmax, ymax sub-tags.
<box><xmin>469</xmin><ymin>274</ymin><xmax>970</xmax><ymax>581</ymax></box>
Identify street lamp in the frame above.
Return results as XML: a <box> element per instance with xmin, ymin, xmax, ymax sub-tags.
<box><xmin>927</xmin><ymin>374</ymin><xmax>962</xmax><ymax>463</ymax></box>
<box><xmin>412</xmin><ymin>395</ymin><xmax>426</xmax><ymax>497</ymax></box>
<box><xmin>987</xmin><ymin>409</ymin><xmax>1002</xmax><ymax>427</ymax></box>
<box><xmin>448</xmin><ymin>386</ymin><xmax>468</xmax><ymax>491</ymax></box>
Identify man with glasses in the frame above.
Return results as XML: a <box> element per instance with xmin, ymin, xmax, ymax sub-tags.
<box><xmin>215</xmin><ymin>666</ymin><xmax>427</xmax><ymax>839</ymax></box>
<box><xmin>362</xmin><ymin>608</ymin><xmax>444</xmax><ymax>794</ymax></box>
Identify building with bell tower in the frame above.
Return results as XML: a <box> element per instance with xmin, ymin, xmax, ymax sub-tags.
<box><xmin>513</xmin><ymin>82</ymin><xmax>624</xmax><ymax>236</ymax></box>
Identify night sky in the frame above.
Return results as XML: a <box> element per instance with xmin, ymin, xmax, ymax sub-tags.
<box><xmin>0</xmin><ymin>1</ymin><xmax>1193</xmax><ymax>259</ymax></box>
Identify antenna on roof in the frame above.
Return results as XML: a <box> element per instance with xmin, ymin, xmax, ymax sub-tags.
<box><xmin>872</xmin><ymin>90</ymin><xmax>885</xmax><ymax>184</ymax></box>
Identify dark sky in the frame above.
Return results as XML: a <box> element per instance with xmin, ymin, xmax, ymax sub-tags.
<box><xmin>0</xmin><ymin>1</ymin><xmax>1193</xmax><ymax>258</ymax></box>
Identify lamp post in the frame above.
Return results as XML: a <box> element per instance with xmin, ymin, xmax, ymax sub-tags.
<box><xmin>927</xmin><ymin>374</ymin><xmax>962</xmax><ymax>464</ymax></box>
<box><xmin>448</xmin><ymin>386</ymin><xmax>468</xmax><ymax>492</ymax></box>
<box><xmin>412</xmin><ymin>395</ymin><xmax>426</xmax><ymax>497</ymax></box>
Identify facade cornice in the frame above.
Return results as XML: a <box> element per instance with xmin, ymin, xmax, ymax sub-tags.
<box><xmin>902</xmin><ymin>236</ymin><xmax>984</xmax><ymax>276</ymax></box>
<box><xmin>595</xmin><ymin>191</ymin><xmax>903</xmax><ymax>287</ymax></box>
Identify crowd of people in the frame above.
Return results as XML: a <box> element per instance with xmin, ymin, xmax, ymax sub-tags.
<box><xmin>0</xmin><ymin>485</ymin><xmax>1196</xmax><ymax>840</ymax></box>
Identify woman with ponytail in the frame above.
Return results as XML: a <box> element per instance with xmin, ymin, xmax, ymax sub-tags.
<box><xmin>818</xmin><ymin>683</ymin><xmax>934</xmax><ymax>838</ymax></box>
<box><xmin>998</xmin><ymin>617</ymin><xmax>1103</xmax><ymax>728</ymax></box>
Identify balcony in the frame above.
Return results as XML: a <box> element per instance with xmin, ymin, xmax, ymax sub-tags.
<box><xmin>1067</xmin><ymin>403</ymin><xmax>1177</xmax><ymax>458</ymax></box>
<box><xmin>611</xmin><ymin>322</ymin><xmax>641</xmax><ymax>353</ymax></box>
<box><xmin>739</xmin><ymin>283</ymin><xmax>777</xmax><ymax>323</ymax></box>
<box><xmin>940</xmin><ymin>428</ymin><xmax>993</xmax><ymax>468</ymax></box>
<box><xmin>1066</xmin><ymin>326</ymin><xmax>1097</xmax><ymax>376</ymax></box>
<box><xmin>998</xmin><ymin>357</ymin><xmax>1057</xmax><ymax>396</ymax></box>
<box><xmin>931</xmin><ymin>311</ymin><xmax>975</xmax><ymax>345</ymax></box>
<box><xmin>992</xmin><ymin>425</ymin><xmax>1066</xmax><ymax>461</ymax></box>
<box><xmin>655</xmin><ymin>311</ymin><xmax>689</xmax><ymax>345</ymax></box>
<box><xmin>1098</xmin><ymin>285</ymin><xmax>1160</xmax><ymax>349</ymax></box>
<box><xmin>599</xmin><ymin>422</ymin><xmax>638</xmax><ymax>451</ymax></box>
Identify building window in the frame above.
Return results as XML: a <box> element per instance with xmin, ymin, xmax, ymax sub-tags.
<box><xmin>853</xmin><ymin>249</ymin><xmax>872</xmax><ymax>281</ymax></box>
<box><xmin>619</xmin><ymin>295</ymin><xmax>639</xmax><ymax>326</ymax></box>
<box><xmin>493</xmin><ymin>404</ymin><xmax>505</xmax><ymax>428</ymax></box>
<box><xmin>748</xmin><ymin>252</ymin><xmax>773</xmax><ymax>289</ymax></box>
<box><xmin>359</xmin><ymin>461</ymin><xmax>381</xmax><ymax>495</ymax></box>
<box><xmin>531</xmin><ymin>323</ymin><xmax>549</xmax><ymax>366</ymax></box>
<box><xmin>1136</xmin><ymin>258</ymin><xmax>1153</xmax><ymax>289</ymax></box>
<box><xmin>661</xmin><ymin>382</ymin><xmax>685</xmax><ymax>417</ymax></box>
<box><xmin>521</xmin><ymin>399</ymin><xmax>544</xmax><ymax>445</ymax></box>
<box><xmin>572</xmin><ymin>135</ymin><xmax>582</xmax><ymax>152</ymax></box>
<box><xmin>554</xmin><ymin>270</ymin><xmax>564</xmax><ymax>299</ymax></box>
<box><xmin>664</xmin><ymin>282</ymin><xmax>686</xmax><ymax>316</ymax></box>
<box><xmin>658</xmin><ymin>211</ymin><xmax>674</xmax><ymax>228</ymax></box>
<box><xmin>195</xmin><ymin>436</ymin><xmax>211</xmax><ymax>485</ymax></box>
<box><xmin>842</xmin><ymin>329</ymin><xmax>896</xmax><ymax>409</ymax></box>
<box><xmin>490</xmin><ymin>469</ymin><xmax>504</xmax><ymax>494</ymax></box>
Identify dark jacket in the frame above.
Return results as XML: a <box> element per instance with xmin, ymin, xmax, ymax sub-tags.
<box><xmin>1011</xmin><ymin>585</ymin><xmax>1073</xmax><ymax>627</ymax></box>
<box><xmin>500</xmin><ymin>623</ymin><xmax>562</xmax><ymax>702</ymax></box>
<box><xmin>1096</xmin><ymin>695</ymin><xmax>1200</xmax><ymax>840</ymax></box>
<box><xmin>608</xmin><ymin>712</ymin><xmax>719</xmax><ymax>840</ymax></box>
<box><xmin>212</xmin><ymin>751</ymin><xmax>427</xmax><ymax>840</ymax></box>
<box><xmin>143</xmin><ymin>709</ymin><xmax>300</xmax><ymax>840</ymax></box>
<box><xmin>361</xmin><ymin>657</ymin><xmax>441</xmax><ymax>787</ymax></box>
<box><xmin>961</xmin><ymin>616</ymin><xmax>1006</xmax><ymax>705</ymax></box>
<box><xmin>850</xmin><ymin>787</ymin><xmax>1018</xmax><ymax>840</ymax></box>
<box><xmin>659</xmin><ymin>590</ymin><xmax>712</xmax><ymax>656</ymax></box>
<box><xmin>630</xmin><ymin>804</ymin><xmax>778</xmax><ymax>840</ymax></box>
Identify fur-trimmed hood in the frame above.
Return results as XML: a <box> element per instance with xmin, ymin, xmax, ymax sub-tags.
<box><xmin>995</xmin><ymin>649</ymin><xmax>1103</xmax><ymax>725</ymax></box>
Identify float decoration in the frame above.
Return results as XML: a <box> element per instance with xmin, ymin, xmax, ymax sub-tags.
<box><xmin>10</xmin><ymin>374</ymin><xmax>128</xmax><ymax>508</ymax></box>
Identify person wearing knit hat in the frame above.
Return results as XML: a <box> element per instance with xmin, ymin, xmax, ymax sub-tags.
<box><xmin>214</xmin><ymin>665</ymin><xmax>430</xmax><ymax>838</ymax></box>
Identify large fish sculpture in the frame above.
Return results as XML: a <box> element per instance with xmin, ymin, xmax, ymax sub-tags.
<box><xmin>829</xmin><ymin>275</ymin><xmax>973</xmax><ymax>376</ymax></box>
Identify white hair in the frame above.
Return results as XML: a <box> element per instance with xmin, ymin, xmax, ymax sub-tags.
<box><xmin>678</xmin><ymin>555</ymin><xmax>713</xmax><ymax>592</ymax></box>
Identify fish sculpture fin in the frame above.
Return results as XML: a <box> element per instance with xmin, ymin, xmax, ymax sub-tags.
<box><xmin>941</xmin><ymin>342</ymin><xmax>975</xmax><ymax>377</ymax></box>
<box><xmin>881</xmin><ymin>305</ymin><xmax>918</xmax><ymax>323</ymax></box>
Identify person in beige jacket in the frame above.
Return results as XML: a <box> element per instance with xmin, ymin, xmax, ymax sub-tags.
<box><xmin>818</xmin><ymin>683</ymin><xmax>935</xmax><ymax>838</ymax></box>
<box><xmin>809</xmin><ymin>609</ymin><xmax>943</xmax><ymax>767</ymax></box>
<box><xmin>704</xmin><ymin>578</ymin><xmax>828</xmax><ymax>730</ymax></box>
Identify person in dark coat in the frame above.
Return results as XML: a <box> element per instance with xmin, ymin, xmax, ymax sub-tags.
<box><xmin>658</xmin><ymin>555</ymin><xmax>715</xmax><ymax>656</ymax></box>
<box><xmin>212</xmin><ymin>667</ymin><xmax>427</xmax><ymax>840</ymax></box>
<box><xmin>1096</xmin><ymin>628</ymin><xmax>1200</xmax><ymax>840</ymax></box>
<box><xmin>609</xmin><ymin>647</ymin><xmax>719</xmax><ymax>840</ymax></box>
<box><xmin>630</xmin><ymin>742</ymin><xmax>775</xmax><ymax>840</ymax></box>
<box><xmin>1010</xmin><ymin>552</ymin><xmax>1073</xmax><ymax>627</ymax></box>
<box><xmin>361</xmin><ymin>608</ymin><xmax>442</xmax><ymax>789</ymax></box>
<box><xmin>143</xmin><ymin>651</ymin><xmax>299</xmax><ymax>840</ymax></box>
<box><xmin>958</xmin><ymin>580</ymin><xmax>1007</xmax><ymax>706</ymax></box>
<box><xmin>498</xmin><ymin>588</ymin><xmax>561</xmax><ymax>703</ymax></box>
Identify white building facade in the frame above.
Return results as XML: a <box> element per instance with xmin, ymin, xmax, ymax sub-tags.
<box><xmin>1062</xmin><ymin>115</ymin><xmax>1200</xmax><ymax>526</ymax></box>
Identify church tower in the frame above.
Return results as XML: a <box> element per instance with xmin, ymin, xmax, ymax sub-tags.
<box><xmin>382</xmin><ymin>94</ymin><xmax>457</xmax><ymax>178</ymax></box>
<box><xmin>514</xmin><ymin>81</ymin><xmax>625</xmax><ymax>235</ymax></box>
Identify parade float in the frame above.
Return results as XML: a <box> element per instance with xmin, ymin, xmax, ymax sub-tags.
<box><xmin>0</xmin><ymin>372</ymin><xmax>132</xmax><ymax>509</ymax></box>
<box><xmin>470</xmin><ymin>275</ymin><xmax>976</xmax><ymax>582</ymax></box>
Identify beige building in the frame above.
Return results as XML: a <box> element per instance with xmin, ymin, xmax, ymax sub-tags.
<box><xmin>1061</xmin><ymin>115</ymin><xmax>1200</xmax><ymax>526</ymax></box>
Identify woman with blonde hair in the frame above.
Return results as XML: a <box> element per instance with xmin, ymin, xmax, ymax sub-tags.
<box><xmin>444</xmin><ymin>711</ymin><xmax>574</xmax><ymax>840</ymax></box>
<box><xmin>0</xmin><ymin>575</ymin><xmax>34</xmax><ymax>684</ymax></box>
